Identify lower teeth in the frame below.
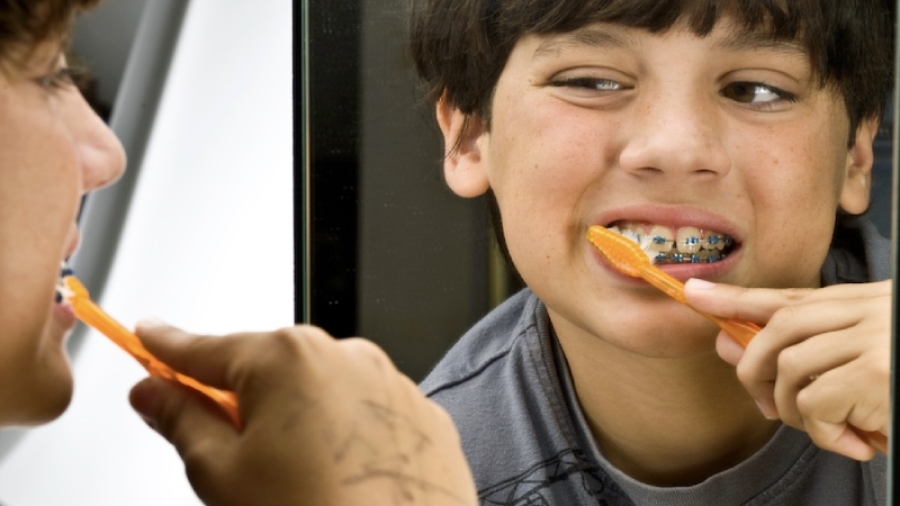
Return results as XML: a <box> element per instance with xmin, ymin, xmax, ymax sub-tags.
<box><xmin>652</xmin><ymin>234</ymin><xmax>733</xmax><ymax>264</ymax></box>
<box><xmin>654</xmin><ymin>250</ymin><xmax>727</xmax><ymax>264</ymax></box>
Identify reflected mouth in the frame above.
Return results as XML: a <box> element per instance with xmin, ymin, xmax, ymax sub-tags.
<box><xmin>607</xmin><ymin>221</ymin><xmax>736</xmax><ymax>264</ymax></box>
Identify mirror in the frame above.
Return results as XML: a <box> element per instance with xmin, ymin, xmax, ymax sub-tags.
<box><xmin>301</xmin><ymin>0</ymin><xmax>896</xmax><ymax>377</ymax></box>
<box><xmin>301</xmin><ymin>0</ymin><xmax>520</xmax><ymax>381</ymax></box>
<box><xmin>302</xmin><ymin>0</ymin><xmax>897</xmax><ymax>499</ymax></box>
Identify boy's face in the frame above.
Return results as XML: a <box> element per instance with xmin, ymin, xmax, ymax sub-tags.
<box><xmin>0</xmin><ymin>40</ymin><xmax>126</xmax><ymax>424</ymax></box>
<box><xmin>439</xmin><ymin>19</ymin><xmax>876</xmax><ymax>357</ymax></box>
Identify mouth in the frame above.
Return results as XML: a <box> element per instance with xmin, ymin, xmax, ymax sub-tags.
<box><xmin>55</xmin><ymin>262</ymin><xmax>75</xmax><ymax>304</ymax></box>
<box><xmin>52</xmin><ymin>262</ymin><xmax>77</xmax><ymax>328</ymax></box>
<box><xmin>606</xmin><ymin>221</ymin><xmax>736</xmax><ymax>265</ymax></box>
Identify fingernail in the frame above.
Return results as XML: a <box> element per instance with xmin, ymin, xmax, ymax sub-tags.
<box><xmin>136</xmin><ymin>317</ymin><xmax>168</xmax><ymax>331</ymax></box>
<box><xmin>686</xmin><ymin>278</ymin><xmax>717</xmax><ymax>290</ymax></box>
<box><xmin>755</xmin><ymin>399</ymin><xmax>778</xmax><ymax>420</ymax></box>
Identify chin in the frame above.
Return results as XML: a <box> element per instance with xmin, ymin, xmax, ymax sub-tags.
<box><xmin>598</xmin><ymin>305</ymin><xmax>721</xmax><ymax>357</ymax></box>
<box><xmin>0</xmin><ymin>379</ymin><xmax>74</xmax><ymax>428</ymax></box>
<box><xmin>31</xmin><ymin>339</ymin><xmax>76</xmax><ymax>424</ymax></box>
<box><xmin>29</xmin><ymin>364</ymin><xmax>75</xmax><ymax>425</ymax></box>
<box><xmin>0</xmin><ymin>347</ymin><xmax>75</xmax><ymax>428</ymax></box>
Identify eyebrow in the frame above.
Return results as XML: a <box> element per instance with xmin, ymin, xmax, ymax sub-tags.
<box><xmin>532</xmin><ymin>28</ymin><xmax>636</xmax><ymax>60</ymax></box>
<box><xmin>532</xmin><ymin>26</ymin><xmax>807</xmax><ymax>60</ymax></box>
<box><xmin>714</xmin><ymin>30</ymin><xmax>806</xmax><ymax>56</ymax></box>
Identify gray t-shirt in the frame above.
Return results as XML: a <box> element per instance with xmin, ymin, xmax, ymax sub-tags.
<box><xmin>421</xmin><ymin>220</ymin><xmax>889</xmax><ymax>505</ymax></box>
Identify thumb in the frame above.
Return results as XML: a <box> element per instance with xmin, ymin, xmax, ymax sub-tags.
<box><xmin>134</xmin><ymin>318</ymin><xmax>235</xmax><ymax>390</ymax></box>
<box><xmin>684</xmin><ymin>279</ymin><xmax>814</xmax><ymax>324</ymax></box>
<box><xmin>130</xmin><ymin>375</ymin><xmax>237</xmax><ymax>443</ymax></box>
<box><xmin>133</xmin><ymin>319</ymin><xmax>243</xmax><ymax>427</ymax></box>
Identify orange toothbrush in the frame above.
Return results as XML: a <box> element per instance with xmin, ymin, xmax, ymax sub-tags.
<box><xmin>585</xmin><ymin>225</ymin><xmax>761</xmax><ymax>346</ymax></box>
<box><xmin>59</xmin><ymin>274</ymin><xmax>241</xmax><ymax>428</ymax></box>
<box><xmin>586</xmin><ymin>225</ymin><xmax>887</xmax><ymax>453</ymax></box>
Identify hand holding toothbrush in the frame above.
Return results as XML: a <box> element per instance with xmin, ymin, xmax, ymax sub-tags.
<box><xmin>685</xmin><ymin>279</ymin><xmax>891</xmax><ymax>461</ymax></box>
<box><xmin>129</xmin><ymin>321</ymin><xmax>477</xmax><ymax>506</ymax></box>
<box><xmin>586</xmin><ymin>225</ymin><xmax>888</xmax><ymax>460</ymax></box>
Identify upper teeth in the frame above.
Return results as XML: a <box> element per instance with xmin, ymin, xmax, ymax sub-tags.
<box><xmin>607</xmin><ymin>224</ymin><xmax>733</xmax><ymax>264</ymax></box>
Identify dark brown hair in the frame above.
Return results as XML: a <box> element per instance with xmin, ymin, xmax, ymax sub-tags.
<box><xmin>410</xmin><ymin>0</ymin><xmax>895</xmax><ymax>142</ymax></box>
<box><xmin>0</xmin><ymin>0</ymin><xmax>101</xmax><ymax>68</ymax></box>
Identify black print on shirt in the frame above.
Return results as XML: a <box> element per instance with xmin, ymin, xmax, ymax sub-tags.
<box><xmin>477</xmin><ymin>448</ymin><xmax>623</xmax><ymax>505</ymax></box>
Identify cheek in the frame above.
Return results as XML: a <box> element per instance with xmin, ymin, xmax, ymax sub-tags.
<box><xmin>739</xmin><ymin>117</ymin><xmax>846</xmax><ymax>209</ymax></box>
<box><xmin>741</xmin><ymin>143</ymin><xmax>844</xmax><ymax>286</ymax></box>
<box><xmin>488</xmin><ymin>100</ymin><xmax>613</xmax><ymax>207</ymax></box>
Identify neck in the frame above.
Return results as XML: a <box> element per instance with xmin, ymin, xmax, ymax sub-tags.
<box><xmin>555</xmin><ymin>320</ymin><xmax>780</xmax><ymax>487</ymax></box>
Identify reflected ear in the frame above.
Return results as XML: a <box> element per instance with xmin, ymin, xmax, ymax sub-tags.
<box><xmin>839</xmin><ymin>116</ymin><xmax>878</xmax><ymax>215</ymax></box>
<box><xmin>436</xmin><ymin>95</ymin><xmax>490</xmax><ymax>198</ymax></box>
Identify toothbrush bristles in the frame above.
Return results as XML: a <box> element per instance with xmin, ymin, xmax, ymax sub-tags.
<box><xmin>55</xmin><ymin>264</ymin><xmax>75</xmax><ymax>302</ymax></box>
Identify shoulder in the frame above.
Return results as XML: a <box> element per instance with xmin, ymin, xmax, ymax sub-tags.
<box><xmin>419</xmin><ymin>288</ymin><xmax>541</xmax><ymax>398</ymax></box>
<box><xmin>822</xmin><ymin>218</ymin><xmax>890</xmax><ymax>284</ymax></box>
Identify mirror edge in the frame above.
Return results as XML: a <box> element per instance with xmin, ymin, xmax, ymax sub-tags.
<box><xmin>296</xmin><ymin>0</ymin><xmax>311</xmax><ymax>324</ymax></box>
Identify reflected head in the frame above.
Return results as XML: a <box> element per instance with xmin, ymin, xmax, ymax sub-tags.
<box><xmin>409</xmin><ymin>0</ymin><xmax>895</xmax><ymax>139</ymax></box>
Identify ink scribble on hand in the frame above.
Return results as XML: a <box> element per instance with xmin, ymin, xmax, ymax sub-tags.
<box><xmin>330</xmin><ymin>399</ymin><xmax>472</xmax><ymax>505</ymax></box>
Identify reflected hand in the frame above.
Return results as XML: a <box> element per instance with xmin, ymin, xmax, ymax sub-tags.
<box><xmin>129</xmin><ymin>321</ymin><xmax>477</xmax><ymax>506</ymax></box>
<box><xmin>685</xmin><ymin>279</ymin><xmax>891</xmax><ymax>461</ymax></box>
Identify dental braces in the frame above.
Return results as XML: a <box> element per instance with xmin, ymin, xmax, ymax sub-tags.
<box><xmin>610</xmin><ymin>228</ymin><xmax>734</xmax><ymax>265</ymax></box>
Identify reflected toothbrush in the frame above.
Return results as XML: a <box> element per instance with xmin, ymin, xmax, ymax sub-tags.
<box><xmin>56</xmin><ymin>269</ymin><xmax>241</xmax><ymax>428</ymax></box>
<box><xmin>585</xmin><ymin>225</ymin><xmax>887</xmax><ymax>453</ymax></box>
<box><xmin>585</xmin><ymin>225</ymin><xmax>761</xmax><ymax>346</ymax></box>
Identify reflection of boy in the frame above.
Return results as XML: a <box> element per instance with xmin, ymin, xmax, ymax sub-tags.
<box><xmin>410</xmin><ymin>1</ymin><xmax>893</xmax><ymax>504</ymax></box>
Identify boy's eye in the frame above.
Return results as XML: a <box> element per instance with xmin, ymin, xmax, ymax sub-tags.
<box><xmin>38</xmin><ymin>67</ymin><xmax>79</xmax><ymax>90</ymax></box>
<box><xmin>721</xmin><ymin>82</ymin><xmax>796</xmax><ymax>105</ymax></box>
<box><xmin>550</xmin><ymin>77</ymin><xmax>624</xmax><ymax>92</ymax></box>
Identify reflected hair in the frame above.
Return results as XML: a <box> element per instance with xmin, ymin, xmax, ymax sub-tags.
<box><xmin>409</xmin><ymin>0</ymin><xmax>895</xmax><ymax>143</ymax></box>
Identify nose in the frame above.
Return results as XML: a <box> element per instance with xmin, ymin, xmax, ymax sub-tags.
<box><xmin>68</xmin><ymin>90</ymin><xmax>127</xmax><ymax>193</ymax></box>
<box><xmin>618</xmin><ymin>89</ymin><xmax>730</xmax><ymax>179</ymax></box>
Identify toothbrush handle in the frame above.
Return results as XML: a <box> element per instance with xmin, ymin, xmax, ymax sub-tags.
<box><xmin>698</xmin><ymin>313</ymin><xmax>761</xmax><ymax>347</ymax></box>
<box><xmin>638</xmin><ymin>267</ymin><xmax>760</xmax><ymax>345</ymax></box>
<box><xmin>70</xmin><ymin>297</ymin><xmax>241</xmax><ymax>428</ymax></box>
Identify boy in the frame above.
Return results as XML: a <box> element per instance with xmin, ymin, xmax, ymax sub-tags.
<box><xmin>411</xmin><ymin>0</ymin><xmax>893</xmax><ymax>504</ymax></box>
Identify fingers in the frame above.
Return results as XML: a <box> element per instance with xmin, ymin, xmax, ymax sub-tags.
<box><xmin>739</xmin><ymin>293</ymin><xmax>889</xmax><ymax>419</ymax></box>
<box><xmin>738</xmin><ymin>301</ymin><xmax>867</xmax><ymax>408</ymax></box>
<box><xmin>129</xmin><ymin>376</ymin><xmax>236</xmax><ymax>504</ymax></box>
<box><xmin>684</xmin><ymin>278</ymin><xmax>890</xmax><ymax>325</ymax></box>
<box><xmin>134</xmin><ymin>320</ymin><xmax>337</xmax><ymax>414</ymax></box>
<box><xmin>795</xmin><ymin>362</ymin><xmax>888</xmax><ymax>461</ymax></box>
<box><xmin>684</xmin><ymin>279</ymin><xmax>814</xmax><ymax>324</ymax></box>
<box><xmin>130</xmin><ymin>322</ymin><xmax>478</xmax><ymax>505</ymax></box>
<box><xmin>715</xmin><ymin>331</ymin><xmax>745</xmax><ymax>366</ymax></box>
<box><xmin>134</xmin><ymin>318</ymin><xmax>240</xmax><ymax>389</ymax></box>
<box><xmin>130</xmin><ymin>375</ymin><xmax>237</xmax><ymax>454</ymax></box>
<box><xmin>689</xmin><ymin>279</ymin><xmax>891</xmax><ymax>459</ymax></box>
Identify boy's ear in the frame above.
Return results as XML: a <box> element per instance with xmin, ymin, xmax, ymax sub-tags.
<box><xmin>436</xmin><ymin>96</ymin><xmax>490</xmax><ymax>198</ymax></box>
<box><xmin>838</xmin><ymin>116</ymin><xmax>878</xmax><ymax>215</ymax></box>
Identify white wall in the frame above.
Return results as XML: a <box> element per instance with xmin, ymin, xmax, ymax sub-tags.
<box><xmin>0</xmin><ymin>1</ymin><xmax>293</xmax><ymax>504</ymax></box>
